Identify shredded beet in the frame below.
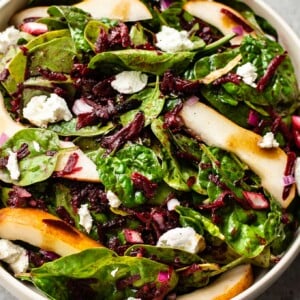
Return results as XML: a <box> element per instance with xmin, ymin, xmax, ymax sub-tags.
<box><xmin>95</xmin><ymin>27</ymin><xmax>109</xmax><ymax>53</ymax></box>
<box><xmin>0</xmin><ymin>69</ymin><xmax>9</xmax><ymax>81</ymax></box>
<box><xmin>92</xmin><ymin>77</ymin><xmax>116</xmax><ymax>98</ymax></box>
<box><xmin>163</xmin><ymin>103</ymin><xmax>183</xmax><ymax>132</ymax></box>
<box><xmin>242</xmin><ymin>191</ymin><xmax>269</xmax><ymax>210</ymax></box>
<box><xmin>131</xmin><ymin>172</ymin><xmax>158</xmax><ymax>199</ymax></box>
<box><xmin>55</xmin><ymin>153</ymin><xmax>82</xmax><ymax>177</ymax></box>
<box><xmin>56</xmin><ymin>206</ymin><xmax>75</xmax><ymax>226</ymax></box>
<box><xmin>212</xmin><ymin>72</ymin><xmax>241</xmax><ymax>86</ymax></box>
<box><xmin>7</xmin><ymin>185</ymin><xmax>47</xmax><ymax>210</ymax></box>
<box><xmin>95</xmin><ymin>22</ymin><xmax>130</xmax><ymax>53</ymax></box>
<box><xmin>29</xmin><ymin>249</ymin><xmax>60</xmax><ymax>267</ymax></box>
<box><xmin>37</xmin><ymin>67</ymin><xmax>68</xmax><ymax>81</ymax></box>
<box><xmin>101</xmin><ymin>112</ymin><xmax>145</xmax><ymax>153</ymax></box>
<box><xmin>282</xmin><ymin>151</ymin><xmax>296</xmax><ymax>200</ymax></box>
<box><xmin>220</xmin><ymin>8</ymin><xmax>253</xmax><ymax>33</ymax></box>
<box><xmin>16</xmin><ymin>143</ymin><xmax>30</xmax><ymax>160</ymax></box>
<box><xmin>116</xmin><ymin>274</ymin><xmax>141</xmax><ymax>290</ymax></box>
<box><xmin>256</xmin><ymin>52</ymin><xmax>287</xmax><ymax>92</ymax></box>
<box><xmin>160</xmin><ymin>71</ymin><xmax>200</xmax><ymax>96</ymax></box>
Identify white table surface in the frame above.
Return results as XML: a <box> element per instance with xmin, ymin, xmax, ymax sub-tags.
<box><xmin>0</xmin><ymin>0</ymin><xmax>300</xmax><ymax>299</ymax></box>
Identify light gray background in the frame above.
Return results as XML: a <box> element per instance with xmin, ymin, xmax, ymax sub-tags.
<box><xmin>0</xmin><ymin>0</ymin><xmax>300</xmax><ymax>299</ymax></box>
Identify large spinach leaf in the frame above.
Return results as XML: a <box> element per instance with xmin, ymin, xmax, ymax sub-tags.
<box><xmin>88</xmin><ymin>49</ymin><xmax>195</xmax><ymax>75</ymax></box>
<box><xmin>20</xmin><ymin>248</ymin><xmax>178</xmax><ymax>300</ymax></box>
<box><xmin>0</xmin><ymin>129</ymin><xmax>60</xmax><ymax>186</ymax></box>
<box><xmin>47</xmin><ymin>6</ymin><xmax>91</xmax><ymax>52</ymax></box>
<box><xmin>96</xmin><ymin>143</ymin><xmax>163</xmax><ymax>207</ymax></box>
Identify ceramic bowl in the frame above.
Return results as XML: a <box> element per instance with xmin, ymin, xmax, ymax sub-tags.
<box><xmin>0</xmin><ymin>0</ymin><xmax>299</xmax><ymax>299</ymax></box>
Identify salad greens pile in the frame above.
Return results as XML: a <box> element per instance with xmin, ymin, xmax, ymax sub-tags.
<box><xmin>0</xmin><ymin>0</ymin><xmax>299</xmax><ymax>299</ymax></box>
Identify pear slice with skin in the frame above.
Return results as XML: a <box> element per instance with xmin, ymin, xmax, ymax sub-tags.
<box><xmin>11</xmin><ymin>0</ymin><xmax>152</xmax><ymax>27</ymax></box>
<box><xmin>178</xmin><ymin>264</ymin><xmax>253</xmax><ymax>300</ymax></box>
<box><xmin>0</xmin><ymin>93</ymin><xmax>100</xmax><ymax>182</ymax></box>
<box><xmin>183</xmin><ymin>0</ymin><xmax>256</xmax><ymax>45</ymax></box>
<box><xmin>179</xmin><ymin>100</ymin><xmax>295</xmax><ymax>208</ymax></box>
<box><xmin>0</xmin><ymin>207</ymin><xmax>102</xmax><ymax>256</ymax></box>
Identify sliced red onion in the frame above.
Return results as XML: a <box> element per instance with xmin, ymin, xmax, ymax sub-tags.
<box><xmin>243</xmin><ymin>191</ymin><xmax>269</xmax><ymax>210</ymax></box>
<box><xmin>123</xmin><ymin>228</ymin><xmax>144</xmax><ymax>244</ymax></box>
<box><xmin>20</xmin><ymin>22</ymin><xmax>48</xmax><ymax>35</ymax></box>
<box><xmin>0</xmin><ymin>133</ymin><xmax>9</xmax><ymax>147</ymax></box>
<box><xmin>160</xmin><ymin>0</ymin><xmax>173</xmax><ymax>11</ymax></box>
<box><xmin>186</xmin><ymin>96</ymin><xmax>199</xmax><ymax>106</ymax></box>
<box><xmin>158</xmin><ymin>269</ymin><xmax>171</xmax><ymax>283</ymax></box>
<box><xmin>232</xmin><ymin>25</ymin><xmax>244</xmax><ymax>36</ymax></box>
<box><xmin>292</xmin><ymin>115</ymin><xmax>300</xmax><ymax>131</ymax></box>
<box><xmin>152</xmin><ymin>212</ymin><xmax>165</xmax><ymax>230</ymax></box>
<box><xmin>283</xmin><ymin>175</ymin><xmax>296</xmax><ymax>186</ymax></box>
<box><xmin>72</xmin><ymin>99</ymin><xmax>94</xmax><ymax>116</ymax></box>
<box><xmin>247</xmin><ymin>110</ymin><xmax>260</xmax><ymax>127</ymax></box>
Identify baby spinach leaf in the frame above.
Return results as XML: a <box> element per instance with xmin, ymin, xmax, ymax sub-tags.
<box><xmin>176</xmin><ymin>206</ymin><xmax>225</xmax><ymax>241</ymax></box>
<box><xmin>88</xmin><ymin>49</ymin><xmax>195</xmax><ymax>75</ymax></box>
<box><xmin>84</xmin><ymin>20</ymin><xmax>109</xmax><ymax>52</ymax></box>
<box><xmin>120</xmin><ymin>77</ymin><xmax>165</xmax><ymax>126</ymax></box>
<box><xmin>0</xmin><ymin>129</ymin><xmax>60</xmax><ymax>186</ymax></box>
<box><xmin>1</xmin><ymin>30</ymin><xmax>71</xmax><ymax>95</ymax></box>
<box><xmin>151</xmin><ymin>118</ymin><xmax>190</xmax><ymax>191</ymax></box>
<box><xmin>47</xmin><ymin>5</ymin><xmax>91</xmax><ymax>52</ymax></box>
<box><xmin>125</xmin><ymin>244</ymin><xmax>203</xmax><ymax>266</ymax></box>
<box><xmin>29</xmin><ymin>36</ymin><xmax>76</xmax><ymax>75</ymax></box>
<box><xmin>96</xmin><ymin>143</ymin><xmax>163</xmax><ymax>207</ymax></box>
<box><xmin>48</xmin><ymin>119</ymin><xmax>115</xmax><ymax>137</ymax></box>
<box><xmin>20</xmin><ymin>248</ymin><xmax>178</xmax><ymax>300</ymax></box>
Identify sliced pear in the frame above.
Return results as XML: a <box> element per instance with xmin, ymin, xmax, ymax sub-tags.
<box><xmin>57</xmin><ymin>141</ymin><xmax>100</xmax><ymax>182</ymax></box>
<box><xmin>183</xmin><ymin>1</ymin><xmax>256</xmax><ymax>45</ymax></box>
<box><xmin>0</xmin><ymin>207</ymin><xmax>102</xmax><ymax>256</ymax></box>
<box><xmin>11</xmin><ymin>0</ymin><xmax>152</xmax><ymax>26</ymax></box>
<box><xmin>0</xmin><ymin>93</ymin><xmax>100</xmax><ymax>182</ymax></box>
<box><xmin>178</xmin><ymin>264</ymin><xmax>253</xmax><ymax>300</ymax></box>
<box><xmin>179</xmin><ymin>101</ymin><xmax>295</xmax><ymax>208</ymax></box>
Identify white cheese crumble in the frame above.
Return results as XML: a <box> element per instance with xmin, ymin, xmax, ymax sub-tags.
<box><xmin>258</xmin><ymin>132</ymin><xmax>279</xmax><ymax>148</ymax></box>
<box><xmin>23</xmin><ymin>93</ymin><xmax>72</xmax><ymax>128</ymax></box>
<box><xmin>236</xmin><ymin>62</ymin><xmax>258</xmax><ymax>88</ymax></box>
<box><xmin>156</xmin><ymin>227</ymin><xmax>205</xmax><ymax>254</ymax></box>
<box><xmin>110</xmin><ymin>267</ymin><xmax>119</xmax><ymax>277</ymax></box>
<box><xmin>78</xmin><ymin>204</ymin><xmax>93</xmax><ymax>234</ymax></box>
<box><xmin>0</xmin><ymin>26</ymin><xmax>22</xmax><ymax>54</ymax></box>
<box><xmin>32</xmin><ymin>141</ymin><xmax>41</xmax><ymax>152</ymax></box>
<box><xmin>6</xmin><ymin>150</ymin><xmax>20</xmax><ymax>181</ymax></box>
<box><xmin>155</xmin><ymin>25</ymin><xmax>194</xmax><ymax>53</ymax></box>
<box><xmin>294</xmin><ymin>158</ymin><xmax>300</xmax><ymax>196</ymax></box>
<box><xmin>0</xmin><ymin>239</ymin><xmax>29</xmax><ymax>274</ymax></box>
<box><xmin>111</xmin><ymin>71</ymin><xmax>148</xmax><ymax>94</ymax></box>
<box><xmin>107</xmin><ymin>190</ymin><xmax>122</xmax><ymax>208</ymax></box>
<box><xmin>167</xmin><ymin>198</ymin><xmax>180</xmax><ymax>211</ymax></box>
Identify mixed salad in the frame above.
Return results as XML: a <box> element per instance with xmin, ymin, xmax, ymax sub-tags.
<box><xmin>0</xmin><ymin>0</ymin><xmax>299</xmax><ymax>299</ymax></box>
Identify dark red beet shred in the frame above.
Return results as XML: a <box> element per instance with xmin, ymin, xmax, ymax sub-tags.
<box><xmin>256</xmin><ymin>52</ymin><xmax>287</xmax><ymax>92</ymax></box>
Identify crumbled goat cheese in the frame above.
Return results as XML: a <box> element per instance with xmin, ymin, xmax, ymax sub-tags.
<box><xmin>0</xmin><ymin>26</ymin><xmax>22</xmax><ymax>54</ymax></box>
<box><xmin>294</xmin><ymin>158</ymin><xmax>300</xmax><ymax>196</ymax></box>
<box><xmin>78</xmin><ymin>204</ymin><xmax>93</xmax><ymax>233</ymax></box>
<box><xmin>258</xmin><ymin>132</ymin><xmax>279</xmax><ymax>148</ymax></box>
<box><xmin>107</xmin><ymin>190</ymin><xmax>122</xmax><ymax>208</ymax></box>
<box><xmin>167</xmin><ymin>198</ymin><xmax>180</xmax><ymax>211</ymax></box>
<box><xmin>236</xmin><ymin>62</ymin><xmax>258</xmax><ymax>88</ymax></box>
<box><xmin>156</xmin><ymin>227</ymin><xmax>205</xmax><ymax>254</ymax></box>
<box><xmin>6</xmin><ymin>150</ymin><xmax>20</xmax><ymax>181</ymax></box>
<box><xmin>111</xmin><ymin>71</ymin><xmax>148</xmax><ymax>94</ymax></box>
<box><xmin>155</xmin><ymin>25</ymin><xmax>194</xmax><ymax>53</ymax></box>
<box><xmin>110</xmin><ymin>267</ymin><xmax>119</xmax><ymax>277</ymax></box>
<box><xmin>0</xmin><ymin>239</ymin><xmax>29</xmax><ymax>274</ymax></box>
<box><xmin>32</xmin><ymin>141</ymin><xmax>41</xmax><ymax>152</ymax></box>
<box><xmin>23</xmin><ymin>93</ymin><xmax>72</xmax><ymax>128</ymax></box>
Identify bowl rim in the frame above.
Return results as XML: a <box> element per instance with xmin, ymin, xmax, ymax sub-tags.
<box><xmin>0</xmin><ymin>0</ymin><xmax>299</xmax><ymax>299</ymax></box>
